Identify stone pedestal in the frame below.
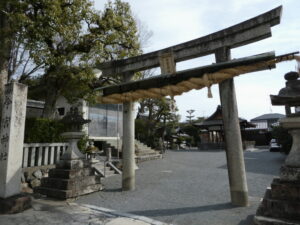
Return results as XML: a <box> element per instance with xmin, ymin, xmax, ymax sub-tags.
<box><xmin>254</xmin><ymin>177</ymin><xmax>300</xmax><ymax>225</ymax></box>
<box><xmin>254</xmin><ymin>117</ymin><xmax>300</xmax><ymax>225</ymax></box>
<box><xmin>0</xmin><ymin>82</ymin><xmax>31</xmax><ymax>213</ymax></box>
<box><xmin>35</xmin><ymin>132</ymin><xmax>102</xmax><ymax>199</ymax></box>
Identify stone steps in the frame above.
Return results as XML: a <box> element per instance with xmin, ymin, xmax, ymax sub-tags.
<box><xmin>254</xmin><ymin>176</ymin><xmax>300</xmax><ymax>225</ymax></box>
<box><xmin>35</xmin><ymin>159</ymin><xmax>103</xmax><ymax>199</ymax></box>
<box><xmin>271</xmin><ymin>179</ymin><xmax>300</xmax><ymax>201</ymax></box>
<box><xmin>257</xmin><ymin>198</ymin><xmax>300</xmax><ymax>221</ymax></box>
<box><xmin>41</xmin><ymin>175</ymin><xmax>101</xmax><ymax>190</ymax></box>
<box><xmin>92</xmin><ymin>163</ymin><xmax>116</xmax><ymax>178</ymax></box>
<box><xmin>136</xmin><ymin>154</ymin><xmax>162</xmax><ymax>163</ymax></box>
<box><xmin>48</xmin><ymin>168</ymin><xmax>93</xmax><ymax>179</ymax></box>
<box><xmin>101</xmin><ymin>139</ymin><xmax>162</xmax><ymax>163</ymax></box>
<box><xmin>135</xmin><ymin>140</ymin><xmax>161</xmax><ymax>160</ymax></box>
<box><xmin>103</xmin><ymin>170</ymin><xmax>116</xmax><ymax>177</ymax></box>
<box><xmin>35</xmin><ymin>183</ymin><xmax>103</xmax><ymax>199</ymax></box>
<box><xmin>135</xmin><ymin>140</ymin><xmax>156</xmax><ymax>152</ymax></box>
<box><xmin>134</xmin><ymin>140</ymin><xmax>162</xmax><ymax>162</ymax></box>
<box><xmin>135</xmin><ymin>150</ymin><xmax>158</xmax><ymax>156</ymax></box>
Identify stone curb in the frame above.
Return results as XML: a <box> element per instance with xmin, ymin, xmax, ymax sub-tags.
<box><xmin>82</xmin><ymin>204</ymin><xmax>173</xmax><ymax>225</ymax></box>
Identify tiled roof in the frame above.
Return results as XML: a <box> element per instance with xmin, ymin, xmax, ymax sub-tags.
<box><xmin>251</xmin><ymin>113</ymin><xmax>285</xmax><ymax>121</ymax></box>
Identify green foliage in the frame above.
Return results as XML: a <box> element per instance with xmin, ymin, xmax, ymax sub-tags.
<box><xmin>176</xmin><ymin>136</ymin><xmax>185</xmax><ymax>145</ymax></box>
<box><xmin>22</xmin><ymin>76</ymin><xmax>45</xmax><ymax>100</ymax></box>
<box><xmin>3</xmin><ymin>0</ymin><xmax>141</xmax><ymax>117</ymax></box>
<box><xmin>135</xmin><ymin>119</ymin><xmax>155</xmax><ymax>147</ymax></box>
<box><xmin>135</xmin><ymin>97</ymin><xmax>179</xmax><ymax>148</ymax></box>
<box><xmin>8</xmin><ymin>0</ymin><xmax>141</xmax><ymax>66</ymax></box>
<box><xmin>24</xmin><ymin>118</ymin><xmax>66</xmax><ymax>143</ymax></box>
<box><xmin>77</xmin><ymin>135</ymin><xmax>89</xmax><ymax>153</ymax></box>
<box><xmin>271</xmin><ymin>126</ymin><xmax>292</xmax><ymax>154</ymax></box>
<box><xmin>180</xmin><ymin>123</ymin><xmax>200</xmax><ymax>147</ymax></box>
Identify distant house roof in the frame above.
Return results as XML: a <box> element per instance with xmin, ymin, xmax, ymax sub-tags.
<box><xmin>251</xmin><ymin>113</ymin><xmax>285</xmax><ymax>122</ymax></box>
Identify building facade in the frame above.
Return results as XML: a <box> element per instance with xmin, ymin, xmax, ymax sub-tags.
<box><xmin>26</xmin><ymin>98</ymin><xmax>123</xmax><ymax>140</ymax></box>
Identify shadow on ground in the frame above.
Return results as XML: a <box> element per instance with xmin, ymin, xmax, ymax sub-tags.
<box><xmin>128</xmin><ymin>202</ymin><xmax>237</xmax><ymax>217</ymax></box>
<box><xmin>237</xmin><ymin>215</ymin><xmax>255</xmax><ymax>225</ymax></box>
<box><xmin>168</xmin><ymin>149</ymin><xmax>224</xmax><ymax>153</ymax></box>
<box><xmin>102</xmin><ymin>188</ymin><xmax>122</xmax><ymax>193</ymax></box>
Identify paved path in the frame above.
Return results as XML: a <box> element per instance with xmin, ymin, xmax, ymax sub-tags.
<box><xmin>0</xmin><ymin>197</ymin><xmax>170</xmax><ymax>225</ymax></box>
<box><xmin>76</xmin><ymin>149</ymin><xmax>286</xmax><ymax>225</ymax></box>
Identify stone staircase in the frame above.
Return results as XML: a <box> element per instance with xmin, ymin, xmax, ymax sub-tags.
<box><xmin>101</xmin><ymin>139</ymin><xmax>162</xmax><ymax>163</ymax></box>
<box><xmin>135</xmin><ymin>140</ymin><xmax>162</xmax><ymax>163</ymax></box>
<box><xmin>254</xmin><ymin>177</ymin><xmax>300</xmax><ymax>225</ymax></box>
<box><xmin>104</xmin><ymin>139</ymin><xmax>122</xmax><ymax>157</ymax></box>
<box><xmin>92</xmin><ymin>161</ymin><xmax>122</xmax><ymax>178</ymax></box>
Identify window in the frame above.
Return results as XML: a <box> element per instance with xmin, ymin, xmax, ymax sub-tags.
<box><xmin>58</xmin><ymin>107</ymin><xmax>65</xmax><ymax>116</ymax></box>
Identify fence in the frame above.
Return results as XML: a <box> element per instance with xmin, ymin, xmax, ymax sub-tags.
<box><xmin>22</xmin><ymin>143</ymin><xmax>68</xmax><ymax>168</ymax></box>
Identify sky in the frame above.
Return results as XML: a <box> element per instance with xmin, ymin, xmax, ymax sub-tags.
<box><xmin>94</xmin><ymin>0</ymin><xmax>300</xmax><ymax>121</ymax></box>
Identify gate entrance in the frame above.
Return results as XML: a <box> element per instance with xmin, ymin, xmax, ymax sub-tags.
<box><xmin>95</xmin><ymin>6</ymin><xmax>299</xmax><ymax>206</ymax></box>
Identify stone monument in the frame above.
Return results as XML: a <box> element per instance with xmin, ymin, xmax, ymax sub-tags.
<box><xmin>0</xmin><ymin>82</ymin><xmax>30</xmax><ymax>214</ymax></box>
<box><xmin>36</xmin><ymin>107</ymin><xmax>103</xmax><ymax>199</ymax></box>
<box><xmin>254</xmin><ymin>71</ymin><xmax>300</xmax><ymax>224</ymax></box>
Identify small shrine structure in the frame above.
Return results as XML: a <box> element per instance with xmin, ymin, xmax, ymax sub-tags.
<box><xmin>194</xmin><ymin>105</ymin><xmax>255</xmax><ymax>150</ymax></box>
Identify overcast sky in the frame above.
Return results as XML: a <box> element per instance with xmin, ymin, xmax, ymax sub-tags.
<box><xmin>95</xmin><ymin>0</ymin><xmax>300</xmax><ymax>121</ymax></box>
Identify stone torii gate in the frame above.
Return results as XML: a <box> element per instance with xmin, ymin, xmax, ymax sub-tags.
<box><xmin>96</xmin><ymin>6</ymin><xmax>283</xmax><ymax>206</ymax></box>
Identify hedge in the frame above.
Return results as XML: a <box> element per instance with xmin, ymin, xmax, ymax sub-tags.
<box><xmin>24</xmin><ymin>118</ymin><xmax>66</xmax><ymax>143</ymax></box>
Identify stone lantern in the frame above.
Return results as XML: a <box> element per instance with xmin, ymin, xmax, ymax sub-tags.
<box><xmin>254</xmin><ymin>71</ymin><xmax>300</xmax><ymax>224</ymax></box>
<box><xmin>35</xmin><ymin>107</ymin><xmax>102</xmax><ymax>199</ymax></box>
<box><xmin>60</xmin><ymin>107</ymin><xmax>91</xmax><ymax>162</ymax></box>
<box><xmin>270</xmin><ymin>71</ymin><xmax>300</xmax><ymax>176</ymax></box>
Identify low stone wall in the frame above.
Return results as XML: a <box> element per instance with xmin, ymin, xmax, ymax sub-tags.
<box><xmin>21</xmin><ymin>143</ymin><xmax>68</xmax><ymax>192</ymax></box>
<box><xmin>21</xmin><ymin>165</ymin><xmax>55</xmax><ymax>192</ymax></box>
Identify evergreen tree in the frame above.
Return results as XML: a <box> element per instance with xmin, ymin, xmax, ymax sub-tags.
<box><xmin>136</xmin><ymin>97</ymin><xmax>179</xmax><ymax>148</ymax></box>
<box><xmin>1</xmin><ymin>0</ymin><xmax>141</xmax><ymax>118</ymax></box>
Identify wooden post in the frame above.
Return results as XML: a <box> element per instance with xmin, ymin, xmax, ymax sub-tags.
<box><xmin>122</xmin><ymin>73</ymin><xmax>135</xmax><ymax>191</ymax></box>
<box><xmin>216</xmin><ymin>47</ymin><xmax>249</xmax><ymax>206</ymax></box>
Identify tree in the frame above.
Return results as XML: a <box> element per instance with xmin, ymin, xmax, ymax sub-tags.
<box><xmin>0</xmin><ymin>1</ymin><xmax>14</xmax><ymax>116</ymax></box>
<box><xmin>180</xmin><ymin>123</ymin><xmax>200</xmax><ymax>147</ymax></box>
<box><xmin>135</xmin><ymin>97</ymin><xmax>179</xmax><ymax>148</ymax></box>
<box><xmin>186</xmin><ymin>109</ymin><xmax>195</xmax><ymax>123</ymax></box>
<box><xmin>4</xmin><ymin>0</ymin><xmax>141</xmax><ymax>118</ymax></box>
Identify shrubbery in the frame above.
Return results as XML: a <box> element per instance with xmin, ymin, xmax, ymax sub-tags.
<box><xmin>180</xmin><ymin>124</ymin><xmax>201</xmax><ymax>147</ymax></box>
<box><xmin>24</xmin><ymin>118</ymin><xmax>66</xmax><ymax>143</ymax></box>
<box><xmin>24</xmin><ymin>117</ymin><xmax>89</xmax><ymax>152</ymax></box>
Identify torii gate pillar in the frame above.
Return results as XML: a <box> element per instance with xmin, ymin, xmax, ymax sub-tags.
<box><xmin>216</xmin><ymin>47</ymin><xmax>249</xmax><ymax>206</ymax></box>
<box><xmin>122</xmin><ymin>73</ymin><xmax>136</xmax><ymax>191</ymax></box>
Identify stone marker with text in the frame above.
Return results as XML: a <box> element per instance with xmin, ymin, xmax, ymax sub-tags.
<box><xmin>0</xmin><ymin>82</ymin><xmax>27</xmax><ymax>198</ymax></box>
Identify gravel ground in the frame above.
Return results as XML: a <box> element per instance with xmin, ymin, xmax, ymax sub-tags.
<box><xmin>76</xmin><ymin>149</ymin><xmax>285</xmax><ymax>225</ymax></box>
